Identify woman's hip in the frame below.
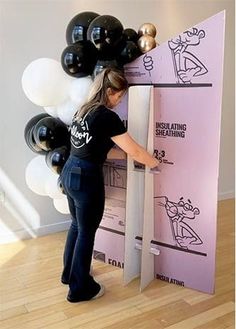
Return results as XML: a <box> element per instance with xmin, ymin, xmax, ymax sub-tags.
<box><xmin>60</xmin><ymin>155</ymin><xmax>104</xmax><ymax>201</ymax></box>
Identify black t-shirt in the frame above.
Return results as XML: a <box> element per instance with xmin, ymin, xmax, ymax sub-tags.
<box><xmin>70</xmin><ymin>106</ymin><xmax>126</xmax><ymax>164</ymax></box>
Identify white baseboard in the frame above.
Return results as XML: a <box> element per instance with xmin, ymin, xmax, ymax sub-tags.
<box><xmin>36</xmin><ymin>220</ymin><xmax>71</xmax><ymax>236</ymax></box>
<box><xmin>0</xmin><ymin>230</ymin><xmax>31</xmax><ymax>244</ymax></box>
<box><xmin>218</xmin><ymin>190</ymin><xmax>235</xmax><ymax>201</ymax></box>
<box><xmin>0</xmin><ymin>220</ymin><xmax>71</xmax><ymax>245</ymax></box>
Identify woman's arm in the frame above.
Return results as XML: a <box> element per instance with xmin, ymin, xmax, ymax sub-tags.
<box><xmin>111</xmin><ymin>132</ymin><xmax>159</xmax><ymax>168</ymax></box>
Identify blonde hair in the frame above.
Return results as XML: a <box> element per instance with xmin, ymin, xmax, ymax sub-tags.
<box><xmin>75</xmin><ymin>68</ymin><xmax>128</xmax><ymax>120</ymax></box>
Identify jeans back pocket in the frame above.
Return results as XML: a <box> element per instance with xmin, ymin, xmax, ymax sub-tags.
<box><xmin>68</xmin><ymin>167</ymin><xmax>81</xmax><ymax>191</ymax></box>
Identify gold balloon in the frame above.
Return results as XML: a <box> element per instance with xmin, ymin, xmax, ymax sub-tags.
<box><xmin>138</xmin><ymin>35</ymin><xmax>156</xmax><ymax>53</ymax></box>
<box><xmin>138</xmin><ymin>23</ymin><xmax>157</xmax><ymax>38</ymax></box>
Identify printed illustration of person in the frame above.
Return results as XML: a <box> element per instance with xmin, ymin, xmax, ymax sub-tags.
<box><xmin>155</xmin><ymin>196</ymin><xmax>203</xmax><ymax>249</ymax></box>
<box><xmin>168</xmin><ymin>27</ymin><xmax>208</xmax><ymax>83</ymax></box>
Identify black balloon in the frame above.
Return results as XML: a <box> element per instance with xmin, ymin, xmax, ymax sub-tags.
<box><xmin>33</xmin><ymin>117</ymin><xmax>70</xmax><ymax>152</ymax></box>
<box><xmin>24</xmin><ymin>113</ymin><xmax>50</xmax><ymax>154</ymax></box>
<box><xmin>45</xmin><ymin>146</ymin><xmax>70</xmax><ymax>174</ymax></box>
<box><xmin>123</xmin><ymin>28</ymin><xmax>139</xmax><ymax>43</ymax></box>
<box><xmin>26</xmin><ymin>126</ymin><xmax>47</xmax><ymax>155</ymax></box>
<box><xmin>92</xmin><ymin>59</ymin><xmax>122</xmax><ymax>79</ymax></box>
<box><xmin>61</xmin><ymin>41</ymin><xmax>98</xmax><ymax>77</ymax></box>
<box><xmin>117</xmin><ymin>41</ymin><xmax>142</xmax><ymax>65</ymax></box>
<box><xmin>87</xmin><ymin>15</ymin><xmax>125</xmax><ymax>60</ymax></box>
<box><xmin>66</xmin><ymin>11</ymin><xmax>99</xmax><ymax>44</ymax></box>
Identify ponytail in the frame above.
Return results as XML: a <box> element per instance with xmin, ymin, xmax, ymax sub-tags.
<box><xmin>75</xmin><ymin>68</ymin><xmax>128</xmax><ymax>121</ymax></box>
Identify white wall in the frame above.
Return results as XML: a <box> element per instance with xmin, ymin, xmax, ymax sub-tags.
<box><xmin>0</xmin><ymin>0</ymin><xmax>234</xmax><ymax>243</ymax></box>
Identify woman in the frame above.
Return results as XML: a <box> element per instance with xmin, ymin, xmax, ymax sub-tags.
<box><xmin>60</xmin><ymin>68</ymin><xmax>159</xmax><ymax>303</ymax></box>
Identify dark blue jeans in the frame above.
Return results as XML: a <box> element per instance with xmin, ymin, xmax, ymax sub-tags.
<box><xmin>59</xmin><ymin>155</ymin><xmax>105</xmax><ymax>301</ymax></box>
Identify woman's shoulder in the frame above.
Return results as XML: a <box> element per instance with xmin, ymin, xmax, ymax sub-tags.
<box><xmin>88</xmin><ymin>105</ymin><xmax>107</xmax><ymax>116</ymax></box>
<box><xmin>97</xmin><ymin>105</ymin><xmax>111</xmax><ymax>114</ymax></box>
<box><xmin>91</xmin><ymin>106</ymin><xmax>118</xmax><ymax>120</ymax></box>
<box><xmin>86</xmin><ymin>106</ymin><xmax>109</xmax><ymax>127</ymax></box>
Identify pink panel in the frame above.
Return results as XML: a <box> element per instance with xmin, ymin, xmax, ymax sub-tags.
<box><xmin>94</xmin><ymin>11</ymin><xmax>225</xmax><ymax>293</ymax></box>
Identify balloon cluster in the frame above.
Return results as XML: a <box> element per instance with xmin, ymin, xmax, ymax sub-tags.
<box><xmin>61</xmin><ymin>11</ymin><xmax>158</xmax><ymax>78</ymax></box>
<box><xmin>24</xmin><ymin>113</ymin><xmax>70</xmax><ymax>174</ymax></box>
<box><xmin>23</xmin><ymin>112</ymin><xmax>70</xmax><ymax>213</ymax></box>
<box><xmin>22</xmin><ymin>11</ymin><xmax>158</xmax><ymax>213</ymax></box>
<box><xmin>137</xmin><ymin>23</ymin><xmax>157</xmax><ymax>53</ymax></box>
<box><xmin>22</xmin><ymin>58</ymin><xmax>94</xmax><ymax>213</ymax></box>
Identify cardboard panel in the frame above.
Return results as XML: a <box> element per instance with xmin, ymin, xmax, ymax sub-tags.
<box><xmin>140</xmin><ymin>87</ymin><xmax>156</xmax><ymax>291</ymax></box>
<box><xmin>123</xmin><ymin>86</ymin><xmax>152</xmax><ymax>284</ymax></box>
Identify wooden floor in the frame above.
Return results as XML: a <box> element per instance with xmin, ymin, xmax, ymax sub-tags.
<box><xmin>0</xmin><ymin>199</ymin><xmax>234</xmax><ymax>328</ymax></box>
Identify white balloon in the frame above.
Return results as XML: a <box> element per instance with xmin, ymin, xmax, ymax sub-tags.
<box><xmin>25</xmin><ymin>155</ymin><xmax>53</xmax><ymax>196</ymax></box>
<box><xmin>43</xmin><ymin>106</ymin><xmax>58</xmax><ymax>117</ymax></box>
<box><xmin>69</xmin><ymin>76</ymin><xmax>93</xmax><ymax>104</ymax></box>
<box><xmin>45</xmin><ymin>172</ymin><xmax>64</xmax><ymax>199</ymax></box>
<box><xmin>53</xmin><ymin>196</ymin><xmax>70</xmax><ymax>214</ymax></box>
<box><xmin>57</xmin><ymin>98</ymin><xmax>81</xmax><ymax>126</ymax></box>
<box><xmin>22</xmin><ymin>58</ymin><xmax>72</xmax><ymax>107</ymax></box>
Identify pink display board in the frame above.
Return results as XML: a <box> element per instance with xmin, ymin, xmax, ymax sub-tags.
<box><xmin>94</xmin><ymin>11</ymin><xmax>225</xmax><ymax>293</ymax></box>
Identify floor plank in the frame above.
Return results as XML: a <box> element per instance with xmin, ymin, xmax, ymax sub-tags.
<box><xmin>0</xmin><ymin>199</ymin><xmax>234</xmax><ymax>328</ymax></box>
